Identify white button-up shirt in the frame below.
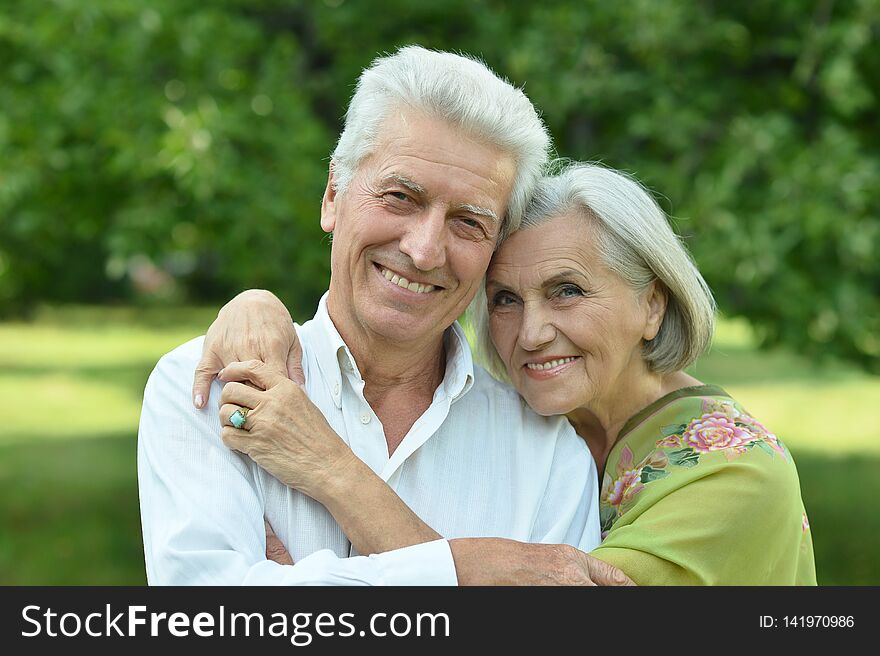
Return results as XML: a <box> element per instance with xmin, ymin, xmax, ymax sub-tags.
<box><xmin>138</xmin><ymin>294</ymin><xmax>599</xmax><ymax>585</ymax></box>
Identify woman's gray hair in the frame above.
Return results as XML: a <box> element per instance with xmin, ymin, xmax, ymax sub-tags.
<box><xmin>331</xmin><ymin>45</ymin><xmax>551</xmax><ymax>239</ymax></box>
<box><xmin>471</xmin><ymin>162</ymin><xmax>716</xmax><ymax>379</ymax></box>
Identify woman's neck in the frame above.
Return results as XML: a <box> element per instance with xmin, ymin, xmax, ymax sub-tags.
<box><xmin>567</xmin><ymin>369</ymin><xmax>703</xmax><ymax>476</ymax></box>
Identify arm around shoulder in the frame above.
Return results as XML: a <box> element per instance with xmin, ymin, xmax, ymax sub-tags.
<box><xmin>139</xmin><ymin>340</ymin><xmax>457</xmax><ymax>585</ymax></box>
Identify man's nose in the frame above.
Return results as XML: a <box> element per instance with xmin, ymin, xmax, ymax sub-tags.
<box><xmin>398</xmin><ymin>208</ymin><xmax>447</xmax><ymax>271</ymax></box>
<box><xmin>518</xmin><ymin>302</ymin><xmax>556</xmax><ymax>351</ymax></box>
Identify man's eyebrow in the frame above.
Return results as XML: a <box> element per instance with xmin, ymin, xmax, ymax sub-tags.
<box><xmin>381</xmin><ymin>175</ymin><xmax>498</xmax><ymax>223</ymax></box>
<box><xmin>459</xmin><ymin>203</ymin><xmax>498</xmax><ymax>223</ymax></box>
<box><xmin>381</xmin><ymin>174</ymin><xmax>426</xmax><ymax>195</ymax></box>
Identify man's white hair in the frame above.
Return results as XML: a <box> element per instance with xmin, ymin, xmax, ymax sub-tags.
<box><xmin>471</xmin><ymin>162</ymin><xmax>717</xmax><ymax>380</ymax></box>
<box><xmin>331</xmin><ymin>45</ymin><xmax>551</xmax><ymax>240</ymax></box>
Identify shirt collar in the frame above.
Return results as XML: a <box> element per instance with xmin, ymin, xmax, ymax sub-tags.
<box><xmin>309</xmin><ymin>292</ymin><xmax>474</xmax><ymax>408</ymax></box>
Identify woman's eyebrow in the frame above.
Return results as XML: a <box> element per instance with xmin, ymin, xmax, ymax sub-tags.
<box><xmin>542</xmin><ymin>269</ymin><xmax>590</xmax><ymax>288</ymax></box>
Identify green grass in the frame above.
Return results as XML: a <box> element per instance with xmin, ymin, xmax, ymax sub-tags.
<box><xmin>690</xmin><ymin>319</ymin><xmax>880</xmax><ymax>455</ymax></box>
<box><xmin>0</xmin><ymin>306</ymin><xmax>877</xmax><ymax>584</ymax></box>
<box><xmin>0</xmin><ymin>305</ymin><xmax>216</xmax><ymax>585</ymax></box>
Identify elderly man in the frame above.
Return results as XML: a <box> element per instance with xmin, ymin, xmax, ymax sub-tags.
<box><xmin>138</xmin><ymin>46</ymin><xmax>611</xmax><ymax>585</ymax></box>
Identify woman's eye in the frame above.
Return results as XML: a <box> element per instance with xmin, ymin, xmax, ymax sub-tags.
<box><xmin>557</xmin><ymin>284</ymin><xmax>583</xmax><ymax>298</ymax></box>
<box><xmin>492</xmin><ymin>291</ymin><xmax>518</xmax><ymax>307</ymax></box>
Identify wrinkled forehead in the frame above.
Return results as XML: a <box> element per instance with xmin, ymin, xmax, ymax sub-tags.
<box><xmin>365</xmin><ymin>107</ymin><xmax>517</xmax><ymax>207</ymax></box>
<box><xmin>488</xmin><ymin>213</ymin><xmax>602</xmax><ymax>282</ymax></box>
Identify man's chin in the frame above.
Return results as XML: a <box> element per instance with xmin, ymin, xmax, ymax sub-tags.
<box><xmin>359</xmin><ymin>304</ymin><xmax>449</xmax><ymax>344</ymax></box>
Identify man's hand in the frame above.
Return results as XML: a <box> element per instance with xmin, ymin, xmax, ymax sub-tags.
<box><xmin>265</xmin><ymin>519</ymin><xmax>293</xmax><ymax>565</ymax></box>
<box><xmin>449</xmin><ymin>538</ymin><xmax>634</xmax><ymax>586</ymax></box>
<box><xmin>192</xmin><ymin>289</ymin><xmax>303</xmax><ymax>409</ymax></box>
<box><xmin>218</xmin><ymin>359</ymin><xmax>357</xmax><ymax>501</ymax></box>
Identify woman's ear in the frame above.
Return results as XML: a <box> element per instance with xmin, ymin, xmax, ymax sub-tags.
<box><xmin>642</xmin><ymin>281</ymin><xmax>668</xmax><ymax>342</ymax></box>
<box><xmin>320</xmin><ymin>167</ymin><xmax>338</xmax><ymax>233</ymax></box>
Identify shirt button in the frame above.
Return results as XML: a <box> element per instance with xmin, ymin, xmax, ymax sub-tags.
<box><xmin>360</xmin><ymin>413</ymin><xmax>370</xmax><ymax>424</ymax></box>
<box><xmin>333</xmin><ymin>383</ymin><xmax>340</xmax><ymax>396</ymax></box>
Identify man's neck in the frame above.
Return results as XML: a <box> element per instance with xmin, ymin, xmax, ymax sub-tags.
<box><xmin>326</xmin><ymin>295</ymin><xmax>447</xmax><ymax>455</ymax></box>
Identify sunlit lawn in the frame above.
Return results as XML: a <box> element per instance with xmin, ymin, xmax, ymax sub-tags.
<box><xmin>1</xmin><ymin>305</ymin><xmax>878</xmax><ymax>584</ymax></box>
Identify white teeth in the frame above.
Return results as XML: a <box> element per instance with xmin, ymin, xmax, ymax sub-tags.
<box><xmin>380</xmin><ymin>267</ymin><xmax>436</xmax><ymax>294</ymax></box>
<box><xmin>526</xmin><ymin>357</ymin><xmax>577</xmax><ymax>371</ymax></box>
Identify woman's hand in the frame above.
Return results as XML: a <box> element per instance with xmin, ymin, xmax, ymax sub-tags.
<box><xmin>221</xmin><ymin>359</ymin><xmax>441</xmax><ymax>557</ymax></box>
<box><xmin>449</xmin><ymin>538</ymin><xmax>635</xmax><ymax>586</ymax></box>
<box><xmin>192</xmin><ymin>289</ymin><xmax>303</xmax><ymax>408</ymax></box>
<box><xmin>218</xmin><ymin>359</ymin><xmax>358</xmax><ymax>501</ymax></box>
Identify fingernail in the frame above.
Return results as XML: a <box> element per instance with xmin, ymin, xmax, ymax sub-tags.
<box><xmin>195</xmin><ymin>394</ymin><xmax>204</xmax><ymax>408</ymax></box>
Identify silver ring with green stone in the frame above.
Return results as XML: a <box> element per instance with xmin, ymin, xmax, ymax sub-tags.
<box><xmin>229</xmin><ymin>407</ymin><xmax>249</xmax><ymax>429</ymax></box>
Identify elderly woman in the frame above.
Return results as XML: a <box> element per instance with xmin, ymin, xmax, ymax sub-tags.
<box><xmin>195</xmin><ymin>163</ymin><xmax>816</xmax><ymax>585</ymax></box>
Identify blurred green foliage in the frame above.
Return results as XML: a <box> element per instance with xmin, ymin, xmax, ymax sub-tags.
<box><xmin>1</xmin><ymin>0</ymin><xmax>878</xmax><ymax>370</ymax></box>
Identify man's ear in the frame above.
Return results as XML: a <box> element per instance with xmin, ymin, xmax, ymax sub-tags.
<box><xmin>642</xmin><ymin>281</ymin><xmax>668</xmax><ymax>342</ymax></box>
<box><xmin>320</xmin><ymin>167</ymin><xmax>338</xmax><ymax>233</ymax></box>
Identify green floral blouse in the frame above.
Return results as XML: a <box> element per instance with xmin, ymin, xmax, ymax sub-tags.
<box><xmin>590</xmin><ymin>385</ymin><xmax>817</xmax><ymax>585</ymax></box>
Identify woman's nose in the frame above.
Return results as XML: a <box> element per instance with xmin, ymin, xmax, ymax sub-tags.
<box><xmin>518</xmin><ymin>303</ymin><xmax>556</xmax><ymax>351</ymax></box>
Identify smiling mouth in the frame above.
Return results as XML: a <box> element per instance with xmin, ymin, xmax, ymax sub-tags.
<box><xmin>524</xmin><ymin>357</ymin><xmax>580</xmax><ymax>371</ymax></box>
<box><xmin>377</xmin><ymin>264</ymin><xmax>440</xmax><ymax>295</ymax></box>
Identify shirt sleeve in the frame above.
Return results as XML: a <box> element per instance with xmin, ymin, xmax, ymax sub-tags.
<box><xmin>590</xmin><ymin>447</ymin><xmax>815</xmax><ymax>585</ymax></box>
<box><xmin>137</xmin><ymin>338</ymin><xmax>457</xmax><ymax>586</ymax></box>
<box><xmin>527</xmin><ymin>417</ymin><xmax>601</xmax><ymax>552</ymax></box>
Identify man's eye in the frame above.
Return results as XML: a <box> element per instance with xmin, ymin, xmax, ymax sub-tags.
<box><xmin>386</xmin><ymin>191</ymin><xmax>410</xmax><ymax>202</ymax></box>
<box><xmin>460</xmin><ymin>217</ymin><xmax>480</xmax><ymax>228</ymax></box>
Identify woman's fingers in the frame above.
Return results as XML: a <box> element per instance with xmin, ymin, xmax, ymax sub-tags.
<box><xmin>192</xmin><ymin>349</ymin><xmax>222</xmax><ymax>409</ymax></box>
<box><xmin>219</xmin><ymin>381</ymin><xmax>264</xmax><ymax>409</ymax></box>
<box><xmin>286</xmin><ymin>332</ymin><xmax>305</xmax><ymax>385</ymax></box>
<box><xmin>220</xmin><ymin>404</ymin><xmax>255</xmax><ymax>431</ymax></box>
<box><xmin>586</xmin><ymin>555</ymin><xmax>636</xmax><ymax>586</ymax></box>
<box><xmin>220</xmin><ymin>425</ymin><xmax>250</xmax><ymax>452</ymax></box>
<box><xmin>218</xmin><ymin>359</ymin><xmax>288</xmax><ymax>390</ymax></box>
<box><xmin>259</xmin><ymin>332</ymin><xmax>294</xmax><ymax>383</ymax></box>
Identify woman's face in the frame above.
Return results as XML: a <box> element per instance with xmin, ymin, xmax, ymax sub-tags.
<box><xmin>486</xmin><ymin>211</ymin><xmax>662</xmax><ymax>416</ymax></box>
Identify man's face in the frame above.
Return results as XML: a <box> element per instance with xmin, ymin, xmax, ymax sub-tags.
<box><xmin>323</xmin><ymin>109</ymin><xmax>516</xmax><ymax>348</ymax></box>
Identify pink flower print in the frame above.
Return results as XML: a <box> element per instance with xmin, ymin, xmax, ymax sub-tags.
<box><xmin>617</xmin><ymin>445</ymin><xmax>636</xmax><ymax>473</ymax></box>
<box><xmin>682</xmin><ymin>412</ymin><xmax>755</xmax><ymax>453</ymax></box>
<box><xmin>802</xmin><ymin>512</ymin><xmax>810</xmax><ymax>533</ymax></box>
<box><xmin>738</xmin><ymin>415</ymin><xmax>788</xmax><ymax>459</ymax></box>
<box><xmin>601</xmin><ymin>447</ymin><xmax>646</xmax><ymax>511</ymax></box>
<box><xmin>603</xmin><ymin>469</ymin><xmax>645</xmax><ymax>509</ymax></box>
<box><xmin>701</xmin><ymin>398</ymin><xmax>739</xmax><ymax>418</ymax></box>
<box><xmin>656</xmin><ymin>434</ymin><xmax>683</xmax><ymax>449</ymax></box>
<box><xmin>643</xmin><ymin>451</ymin><xmax>668</xmax><ymax>469</ymax></box>
<box><xmin>726</xmin><ymin>445</ymin><xmax>751</xmax><ymax>459</ymax></box>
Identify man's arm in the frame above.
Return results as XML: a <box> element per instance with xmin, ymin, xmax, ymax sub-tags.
<box><xmin>138</xmin><ymin>338</ymin><xmax>456</xmax><ymax>585</ymax></box>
